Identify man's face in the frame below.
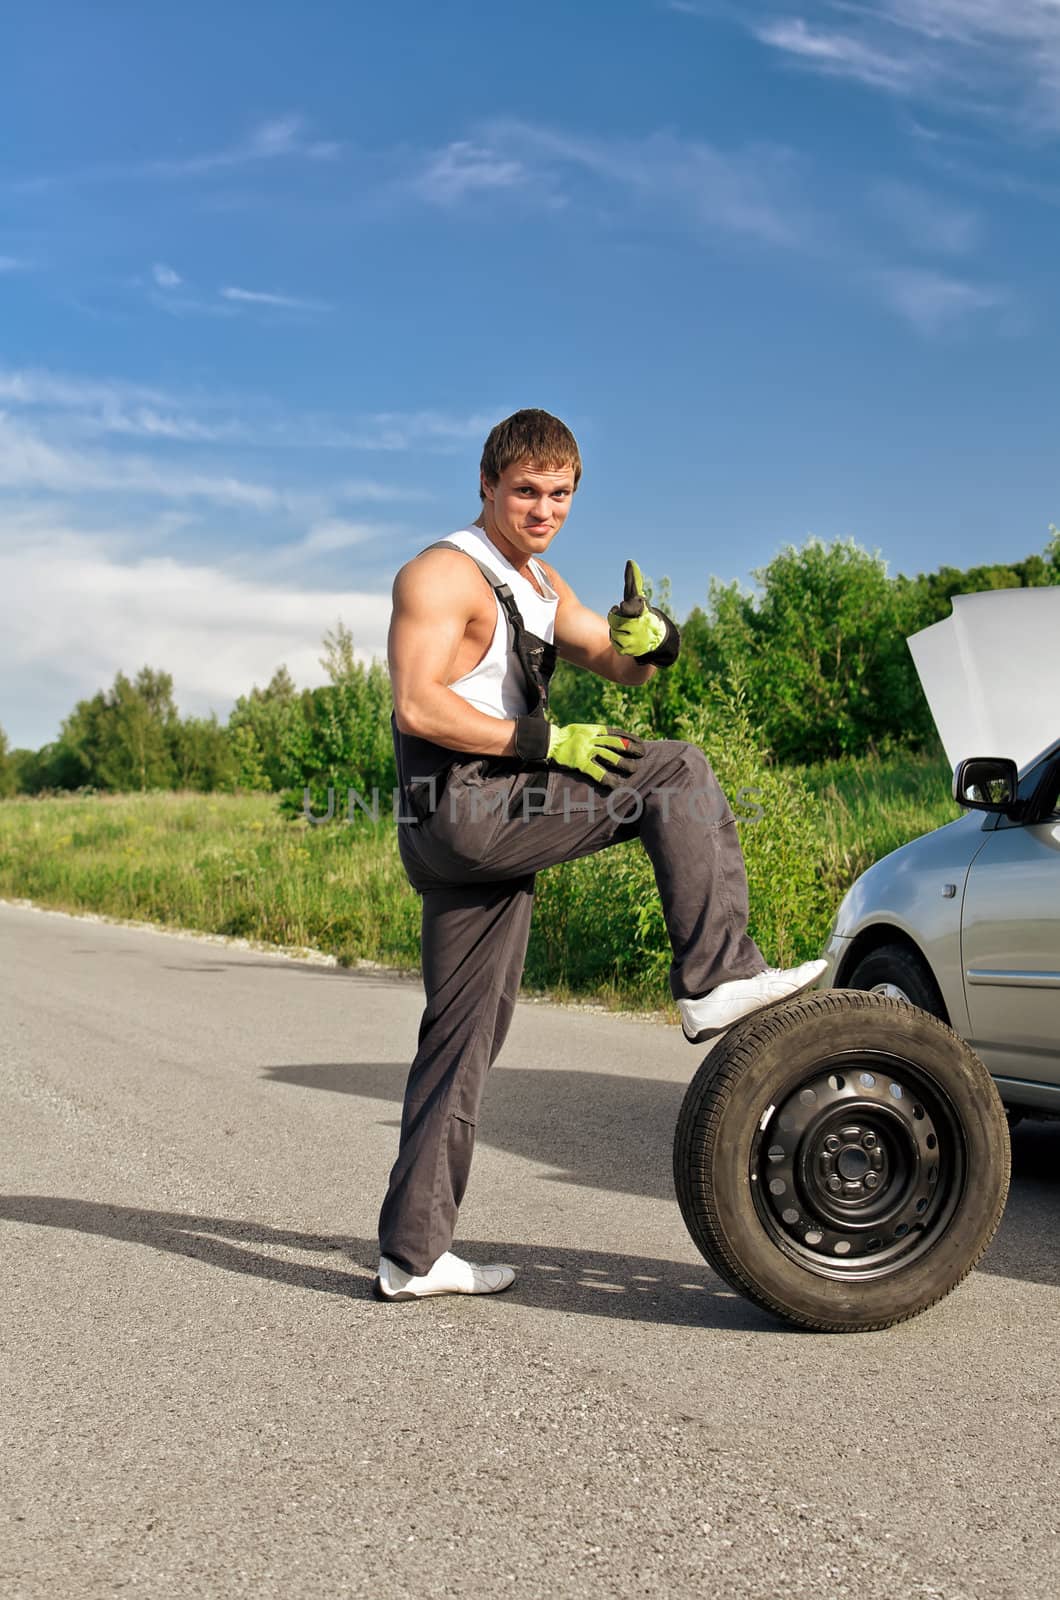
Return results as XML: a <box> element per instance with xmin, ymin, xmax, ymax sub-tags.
<box><xmin>481</xmin><ymin>462</ymin><xmax>576</xmax><ymax>557</ymax></box>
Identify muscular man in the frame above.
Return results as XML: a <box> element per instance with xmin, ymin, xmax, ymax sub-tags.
<box><xmin>375</xmin><ymin>409</ymin><xmax>825</xmax><ymax>1301</ymax></box>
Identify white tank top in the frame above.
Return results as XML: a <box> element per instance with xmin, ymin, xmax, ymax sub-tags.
<box><xmin>434</xmin><ymin>525</ymin><xmax>559</xmax><ymax>719</ymax></box>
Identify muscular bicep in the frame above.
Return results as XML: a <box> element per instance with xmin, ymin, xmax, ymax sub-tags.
<box><xmin>388</xmin><ymin>556</ymin><xmax>478</xmax><ymax>732</ymax></box>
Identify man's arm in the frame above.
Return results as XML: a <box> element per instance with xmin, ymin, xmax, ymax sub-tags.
<box><xmin>388</xmin><ymin>550</ymin><xmax>520</xmax><ymax>756</ymax></box>
<box><xmin>539</xmin><ymin>561</ymin><xmax>656</xmax><ymax>686</ymax></box>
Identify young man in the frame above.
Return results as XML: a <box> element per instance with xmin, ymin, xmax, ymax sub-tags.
<box><xmin>376</xmin><ymin>409</ymin><xmax>825</xmax><ymax>1301</ymax></box>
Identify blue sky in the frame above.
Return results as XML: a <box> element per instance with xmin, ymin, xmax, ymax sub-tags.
<box><xmin>4</xmin><ymin>0</ymin><xmax>1060</xmax><ymax>748</ymax></box>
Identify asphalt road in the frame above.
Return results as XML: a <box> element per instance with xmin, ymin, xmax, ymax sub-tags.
<box><xmin>2</xmin><ymin>899</ymin><xmax>1057</xmax><ymax>1600</ymax></box>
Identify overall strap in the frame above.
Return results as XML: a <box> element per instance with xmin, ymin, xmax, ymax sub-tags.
<box><xmin>392</xmin><ymin>540</ymin><xmax>556</xmax><ymax>810</ymax></box>
<box><xmin>425</xmin><ymin>538</ymin><xmax>555</xmax><ymax>717</ymax></box>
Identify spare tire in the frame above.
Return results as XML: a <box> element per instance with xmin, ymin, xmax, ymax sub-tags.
<box><xmin>673</xmin><ymin>989</ymin><xmax>1010</xmax><ymax>1332</ymax></box>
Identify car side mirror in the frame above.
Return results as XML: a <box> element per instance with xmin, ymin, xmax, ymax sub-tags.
<box><xmin>953</xmin><ymin>756</ymin><xmax>1020</xmax><ymax>816</ymax></box>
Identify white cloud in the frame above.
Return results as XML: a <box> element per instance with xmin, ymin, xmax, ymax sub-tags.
<box><xmin>152</xmin><ymin>262</ymin><xmax>182</xmax><ymax>289</ymax></box>
<box><xmin>258</xmin><ymin>518</ymin><xmax>390</xmax><ymax>573</ymax></box>
<box><xmin>75</xmin><ymin>408</ymin><xmax>242</xmax><ymax>445</ymax></box>
<box><xmin>753</xmin><ymin>18</ymin><xmax>918</xmax><ymax>92</ymax></box>
<box><xmin>147</xmin><ymin>113</ymin><xmax>331</xmax><ymax>177</ymax></box>
<box><xmin>416</xmin><ymin>140</ymin><xmax>530</xmax><ymax>205</ymax></box>
<box><xmin>0</xmin><ymin>414</ymin><xmax>434</xmax><ymax>516</ymax></box>
<box><xmin>875</xmin><ymin>267</ymin><xmax>1006</xmax><ymax>333</ymax></box>
<box><xmin>343</xmin><ymin>409</ymin><xmax>495</xmax><ymax>451</ymax></box>
<box><xmin>0</xmin><ymin>413</ymin><xmax>323</xmax><ymax>512</ymax></box>
<box><xmin>241</xmin><ymin>115</ymin><xmax>340</xmax><ymax>164</ymax></box>
<box><xmin>297</xmin><ymin>519</ymin><xmax>385</xmax><ymax>555</ymax></box>
<box><xmin>220</xmin><ymin>285</ymin><xmax>332</xmax><ymax>312</ymax></box>
<box><xmin>0</xmin><ymin>367</ymin><xmax>242</xmax><ymax>443</ymax></box>
<box><xmin>147</xmin><ymin>291</ymin><xmax>240</xmax><ymax>320</ymax></box>
<box><xmin>12</xmin><ymin>114</ymin><xmax>341</xmax><ymax>193</ymax></box>
<box><xmin>871</xmin><ymin>180</ymin><xmax>981</xmax><ymax>253</ymax></box>
<box><xmin>470</xmin><ymin>120</ymin><xmax>807</xmax><ymax>246</ymax></box>
<box><xmin>0</xmin><ymin>368</ymin><xmax>171</xmax><ymax>411</ymax></box>
<box><xmin>0</xmin><ymin>511</ymin><xmax>390</xmax><ymax>747</ymax></box>
<box><xmin>336</xmin><ymin>477</ymin><xmax>432</xmax><ymax>505</ymax></box>
<box><xmin>738</xmin><ymin>2</ymin><xmax>1060</xmax><ymax>127</ymax></box>
<box><xmin>0</xmin><ymin>364</ymin><xmax>487</xmax><ymax>456</ymax></box>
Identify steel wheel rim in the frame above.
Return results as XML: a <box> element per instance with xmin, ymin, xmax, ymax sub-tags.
<box><xmin>749</xmin><ymin>1048</ymin><xmax>966</xmax><ymax>1280</ymax></box>
<box><xmin>870</xmin><ymin>981</ymin><xmax>912</xmax><ymax>1003</ymax></box>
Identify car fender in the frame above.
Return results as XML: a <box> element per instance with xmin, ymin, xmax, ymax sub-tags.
<box><xmin>826</xmin><ymin>813</ymin><xmax>992</xmax><ymax>1036</ymax></box>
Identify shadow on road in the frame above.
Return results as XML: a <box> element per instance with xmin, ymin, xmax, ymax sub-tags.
<box><xmin>261</xmin><ymin>1061</ymin><xmax>1060</xmax><ymax>1291</ymax></box>
<box><xmin>263</xmin><ymin>1059</ymin><xmax>686</xmax><ymax>1202</ymax></box>
<box><xmin>979</xmin><ymin>1122</ymin><xmax>1060</xmax><ymax>1289</ymax></box>
<box><xmin>161</xmin><ymin>959</ymin><xmax>420</xmax><ymax>985</ymax></box>
<box><xmin>0</xmin><ymin>1195</ymin><xmax>774</xmax><ymax>1331</ymax></box>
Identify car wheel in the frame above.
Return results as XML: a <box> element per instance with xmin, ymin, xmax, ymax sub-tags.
<box><xmin>673</xmin><ymin>990</ymin><xmax>1010</xmax><ymax>1332</ymax></box>
<box><xmin>845</xmin><ymin>942</ymin><xmax>946</xmax><ymax>1019</ymax></box>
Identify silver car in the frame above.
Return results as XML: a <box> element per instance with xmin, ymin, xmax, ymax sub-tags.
<box><xmin>820</xmin><ymin>740</ymin><xmax>1060</xmax><ymax>1120</ymax></box>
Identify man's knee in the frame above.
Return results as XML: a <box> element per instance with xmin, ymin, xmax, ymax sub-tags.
<box><xmin>643</xmin><ymin>739</ymin><xmax>731</xmax><ymax>827</ymax></box>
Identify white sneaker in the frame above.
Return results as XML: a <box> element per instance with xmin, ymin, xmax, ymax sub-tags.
<box><xmin>678</xmin><ymin>959</ymin><xmax>829</xmax><ymax>1044</ymax></box>
<box><xmin>374</xmin><ymin>1250</ymin><xmax>516</xmax><ymax>1301</ymax></box>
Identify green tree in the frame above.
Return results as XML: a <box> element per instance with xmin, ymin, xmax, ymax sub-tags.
<box><xmin>225</xmin><ymin>722</ymin><xmax>273</xmax><ymax>792</ymax></box>
<box><xmin>7</xmin><ymin>747</ymin><xmax>45</xmax><ymax>793</ymax></box>
<box><xmin>0</xmin><ymin>726</ymin><xmax>14</xmax><ymax>798</ymax></box>
<box><xmin>99</xmin><ymin>667</ymin><xmax>179</xmax><ymax>791</ymax></box>
<box><xmin>700</xmin><ymin>540</ymin><xmax>928</xmax><ymax>762</ymax></box>
<box><xmin>56</xmin><ymin>667</ymin><xmax>179</xmax><ymax>791</ymax></box>
<box><xmin>227</xmin><ymin>665</ymin><xmax>305</xmax><ymax>793</ymax></box>
<box><xmin>48</xmin><ymin>694</ymin><xmax>104</xmax><ymax>788</ymax></box>
<box><xmin>896</xmin><ymin>532</ymin><xmax>1060</xmax><ymax>637</ymax></box>
<box><xmin>170</xmin><ymin>713</ymin><xmax>237</xmax><ymax>792</ymax></box>
<box><xmin>1045</xmin><ymin>525</ymin><xmax>1060</xmax><ymax>580</ymax></box>
<box><xmin>547</xmin><ymin>656</ymin><xmax>607</xmax><ymax>727</ymax></box>
<box><xmin>278</xmin><ymin>621</ymin><xmax>397</xmax><ymax>815</ymax></box>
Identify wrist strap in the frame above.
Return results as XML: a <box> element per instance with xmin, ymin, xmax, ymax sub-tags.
<box><xmin>635</xmin><ymin>612</ymin><xmax>681</xmax><ymax>668</ymax></box>
<box><xmin>514</xmin><ymin>715</ymin><xmax>551</xmax><ymax>762</ymax></box>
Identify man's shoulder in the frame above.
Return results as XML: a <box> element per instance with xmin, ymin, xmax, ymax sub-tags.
<box><xmin>399</xmin><ymin>538</ymin><xmax>479</xmax><ymax>578</ymax></box>
<box><xmin>393</xmin><ymin>540</ymin><xmax>495</xmax><ymax>611</ymax></box>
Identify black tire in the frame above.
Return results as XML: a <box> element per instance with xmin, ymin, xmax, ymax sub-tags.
<box><xmin>845</xmin><ymin>942</ymin><xmax>946</xmax><ymax>1020</ymax></box>
<box><xmin>673</xmin><ymin>989</ymin><xmax>1010</xmax><ymax>1332</ymax></box>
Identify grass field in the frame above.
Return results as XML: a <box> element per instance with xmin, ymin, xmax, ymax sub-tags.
<box><xmin>797</xmin><ymin>744</ymin><xmax>958</xmax><ymax>905</ymax></box>
<box><xmin>0</xmin><ymin>746</ymin><xmax>959</xmax><ymax>1015</ymax></box>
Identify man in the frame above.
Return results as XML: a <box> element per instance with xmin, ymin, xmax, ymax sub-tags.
<box><xmin>376</xmin><ymin>409</ymin><xmax>825</xmax><ymax>1301</ymax></box>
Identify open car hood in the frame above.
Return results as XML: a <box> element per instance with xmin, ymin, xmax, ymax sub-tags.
<box><xmin>907</xmin><ymin>586</ymin><xmax>1060</xmax><ymax>773</ymax></box>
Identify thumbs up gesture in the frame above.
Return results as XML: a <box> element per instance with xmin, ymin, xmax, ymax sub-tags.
<box><xmin>607</xmin><ymin>559</ymin><xmax>681</xmax><ymax>666</ymax></box>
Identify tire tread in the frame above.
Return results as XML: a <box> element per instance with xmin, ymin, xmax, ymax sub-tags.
<box><xmin>673</xmin><ymin>989</ymin><xmax>1011</xmax><ymax>1332</ymax></box>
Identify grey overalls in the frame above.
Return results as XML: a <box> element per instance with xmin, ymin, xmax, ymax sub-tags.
<box><xmin>378</xmin><ymin>541</ymin><xmax>765</xmax><ymax>1275</ymax></box>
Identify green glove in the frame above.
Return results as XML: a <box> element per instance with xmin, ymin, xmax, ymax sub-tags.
<box><xmin>607</xmin><ymin>559</ymin><xmax>681</xmax><ymax>667</ymax></box>
<box><xmin>547</xmin><ymin>722</ymin><xmax>646</xmax><ymax>789</ymax></box>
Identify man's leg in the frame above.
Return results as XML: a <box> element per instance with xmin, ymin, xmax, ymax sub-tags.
<box><xmin>376</xmin><ymin>740</ymin><xmax>822</xmax><ymax>1289</ymax></box>
<box><xmin>432</xmin><ymin>740</ymin><xmax>767</xmax><ymax>999</ymax></box>
<box><xmin>447</xmin><ymin>740</ymin><xmax>824</xmax><ymax>1034</ymax></box>
<box><xmin>377</xmin><ymin>874</ymin><xmax>535</xmax><ymax>1277</ymax></box>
